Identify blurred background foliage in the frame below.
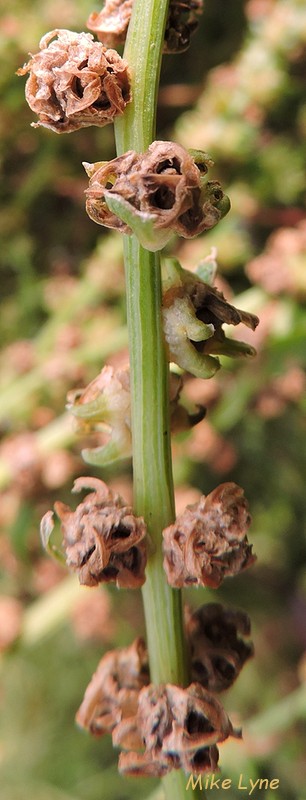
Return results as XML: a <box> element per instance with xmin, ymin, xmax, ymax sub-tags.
<box><xmin>1</xmin><ymin>0</ymin><xmax>306</xmax><ymax>798</ymax></box>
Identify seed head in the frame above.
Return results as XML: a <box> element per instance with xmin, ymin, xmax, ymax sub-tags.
<box><xmin>41</xmin><ymin>477</ymin><xmax>147</xmax><ymax>588</ymax></box>
<box><xmin>17</xmin><ymin>29</ymin><xmax>131</xmax><ymax>133</ymax></box>
<box><xmin>162</xmin><ymin>482</ymin><xmax>256</xmax><ymax>588</ymax></box>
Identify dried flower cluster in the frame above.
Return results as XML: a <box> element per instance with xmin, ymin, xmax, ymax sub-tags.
<box><xmin>162</xmin><ymin>257</ymin><xmax>259</xmax><ymax>378</ymax></box>
<box><xmin>162</xmin><ymin>482</ymin><xmax>256</xmax><ymax>588</ymax></box>
<box><xmin>76</xmin><ymin>599</ymin><xmax>252</xmax><ymax>774</ymax></box>
<box><xmin>87</xmin><ymin>0</ymin><xmax>203</xmax><ymax>53</ymax></box>
<box><xmin>164</xmin><ymin>0</ymin><xmax>204</xmax><ymax>53</ymax></box>
<box><xmin>67</xmin><ymin>365</ymin><xmax>132</xmax><ymax>467</ymax></box>
<box><xmin>41</xmin><ymin>477</ymin><xmax>147</xmax><ymax>588</ymax></box>
<box><xmin>76</xmin><ymin>638</ymin><xmax>149</xmax><ymax>735</ymax></box>
<box><xmin>84</xmin><ymin>142</ymin><xmax>230</xmax><ymax>250</ymax></box>
<box><xmin>118</xmin><ymin>682</ymin><xmax>240</xmax><ymax>776</ymax></box>
<box><xmin>67</xmin><ymin>364</ymin><xmax>205</xmax><ymax>467</ymax></box>
<box><xmin>17</xmin><ymin>29</ymin><xmax>131</xmax><ymax>133</ymax></box>
<box><xmin>186</xmin><ymin>603</ymin><xmax>253</xmax><ymax>692</ymax></box>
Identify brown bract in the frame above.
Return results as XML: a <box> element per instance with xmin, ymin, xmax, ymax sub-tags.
<box><xmin>118</xmin><ymin>681</ymin><xmax>239</xmax><ymax>777</ymax></box>
<box><xmin>87</xmin><ymin>0</ymin><xmax>203</xmax><ymax>53</ymax></box>
<box><xmin>17</xmin><ymin>29</ymin><xmax>131</xmax><ymax>133</ymax></box>
<box><xmin>85</xmin><ymin>141</ymin><xmax>225</xmax><ymax>239</ymax></box>
<box><xmin>162</xmin><ymin>482</ymin><xmax>256</xmax><ymax>588</ymax></box>
<box><xmin>49</xmin><ymin>476</ymin><xmax>147</xmax><ymax>588</ymax></box>
<box><xmin>186</xmin><ymin>603</ymin><xmax>254</xmax><ymax>692</ymax></box>
<box><xmin>76</xmin><ymin>638</ymin><xmax>149</xmax><ymax>736</ymax></box>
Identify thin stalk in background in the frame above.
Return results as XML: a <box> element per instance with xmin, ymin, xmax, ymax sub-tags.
<box><xmin>114</xmin><ymin>1</ymin><xmax>204</xmax><ymax>797</ymax></box>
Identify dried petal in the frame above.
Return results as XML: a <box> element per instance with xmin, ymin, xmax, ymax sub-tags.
<box><xmin>84</xmin><ymin>142</ymin><xmax>230</xmax><ymax>249</ymax></box>
<box><xmin>17</xmin><ymin>29</ymin><xmax>131</xmax><ymax>133</ymax></box>
<box><xmin>162</xmin><ymin>482</ymin><xmax>256</xmax><ymax>588</ymax></box>
<box><xmin>76</xmin><ymin>638</ymin><xmax>149</xmax><ymax>736</ymax></box>
<box><xmin>52</xmin><ymin>477</ymin><xmax>147</xmax><ymax>588</ymax></box>
<box><xmin>87</xmin><ymin>0</ymin><xmax>203</xmax><ymax>54</ymax></box>
<box><xmin>162</xmin><ymin>257</ymin><xmax>259</xmax><ymax>377</ymax></box>
<box><xmin>186</xmin><ymin>603</ymin><xmax>254</xmax><ymax>692</ymax></box>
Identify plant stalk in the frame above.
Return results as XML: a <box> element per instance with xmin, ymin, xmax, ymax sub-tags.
<box><xmin>115</xmin><ymin>1</ymin><xmax>204</xmax><ymax>797</ymax></box>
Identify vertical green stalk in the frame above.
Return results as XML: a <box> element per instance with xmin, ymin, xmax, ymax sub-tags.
<box><xmin>114</xmin><ymin>1</ymin><xmax>204</xmax><ymax>797</ymax></box>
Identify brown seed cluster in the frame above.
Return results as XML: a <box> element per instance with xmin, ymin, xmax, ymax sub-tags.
<box><xmin>87</xmin><ymin>0</ymin><xmax>133</xmax><ymax>47</ymax></box>
<box><xmin>118</xmin><ymin>682</ymin><xmax>240</xmax><ymax>776</ymax></box>
<box><xmin>17</xmin><ymin>29</ymin><xmax>131</xmax><ymax>133</ymax></box>
<box><xmin>164</xmin><ymin>0</ymin><xmax>204</xmax><ymax>53</ymax></box>
<box><xmin>186</xmin><ymin>603</ymin><xmax>254</xmax><ymax>692</ymax></box>
<box><xmin>162</xmin><ymin>482</ymin><xmax>256</xmax><ymax>588</ymax></box>
<box><xmin>76</xmin><ymin>638</ymin><xmax>149</xmax><ymax>736</ymax></box>
<box><xmin>87</xmin><ymin>0</ymin><xmax>203</xmax><ymax>53</ymax></box>
<box><xmin>84</xmin><ymin>141</ymin><xmax>228</xmax><ymax>241</ymax></box>
<box><xmin>42</xmin><ymin>477</ymin><xmax>147</xmax><ymax>588</ymax></box>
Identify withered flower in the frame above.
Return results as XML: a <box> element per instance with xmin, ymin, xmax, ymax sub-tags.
<box><xmin>68</xmin><ymin>365</ymin><xmax>204</xmax><ymax>466</ymax></box>
<box><xmin>67</xmin><ymin>364</ymin><xmax>132</xmax><ymax>466</ymax></box>
<box><xmin>84</xmin><ymin>142</ymin><xmax>229</xmax><ymax>251</ymax></box>
<box><xmin>17</xmin><ymin>29</ymin><xmax>131</xmax><ymax>133</ymax></box>
<box><xmin>118</xmin><ymin>681</ymin><xmax>239</xmax><ymax>776</ymax></box>
<box><xmin>162</xmin><ymin>482</ymin><xmax>256</xmax><ymax>588</ymax></box>
<box><xmin>164</xmin><ymin>0</ymin><xmax>204</xmax><ymax>53</ymax></box>
<box><xmin>87</xmin><ymin>0</ymin><xmax>203</xmax><ymax>54</ymax></box>
<box><xmin>41</xmin><ymin>476</ymin><xmax>147</xmax><ymax>588</ymax></box>
<box><xmin>162</xmin><ymin>257</ymin><xmax>259</xmax><ymax>379</ymax></box>
<box><xmin>186</xmin><ymin>603</ymin><xmax>253</xmax><ymax>692</ymax></box>
<box><xmin>76</xmin><ymin>638</ymin><xmax>149</xmax><ymax>737</ymax></box>
<box><xmin>87</xmin><ymin>0</ymin><xmax>133</xmax><ymax>47</ymax></box>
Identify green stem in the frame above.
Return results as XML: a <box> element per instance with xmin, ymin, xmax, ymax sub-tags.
<box><xmin>114</xmin><ymin>2</ymin><xmax>203</xmax><ymax>798</ymax></box>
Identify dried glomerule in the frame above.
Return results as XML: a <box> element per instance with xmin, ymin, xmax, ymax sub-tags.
<box><xmin>76</xmin><ymin>638</ymin><xmax>149</xmax><ymax>736</ymax></box>
<box><xmin>68</xmin><ymin>365</ymin><xmax>203</xmax><ymax>466</ymax></box>
<box><xmin>162</xmin><ymin>257</ymin><xmax>259</xmax><ymax>379</ymax></box>
<box><xmin>164</xmin><ymin>0</ymin><xmax>204</xmax><ymax>54</ymax></box>
<box><xmin>17</xmin><ymin>29</ymin><xmax>131</xmax><ymax>133</ymax></box>
<box><xmin>67</xmin><ymin>364</ymin><xmax>132</xmax><ymax>466</ymax></box>
<box><xmin>44</xmin><ymin>476</ymin><xmax>147</xmax><ymax>588</ymax></box>
<box><xmin>84</xmin><ymin>141</ymin><xmax>229</xmax><ymax>245</ymax></box>
<box><xmin>186</xmin><ymin>603</ymin><xmax>254</xmax><ymax>692</ymax></box>
<box><xmin>118</xmin><ymin>681</ymin><xmax>239</xmax><ymax>777</ymax></box>
<box><xmin>162</xmin><ymin>482</ymin><xmax>256</xmax><ymax>588</ymax></box>
<box><xmin>87</xmin><ymin>0</ymin><xmax>203</xmax><ymax>53</ymax></box>
<box><xmin>87</xmin><ymin>0</ymin><xmax>133</xmax><ymax>47</ymax></box>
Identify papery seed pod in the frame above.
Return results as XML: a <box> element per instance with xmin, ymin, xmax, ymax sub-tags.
<box><xmin>162</xmin><ymin>482</ymin><xmax>256</xmax><ymax>588</ymax></box>
<box><xmin>162</xmin><ymin>257</ymin><xmax>259</xmax><ymax>378</ymax></box>
<box><xmin>17</xmin><ymin>29</ymin><xmax>131</xmax><ymax>133</ymax></box>
<box><xmin>87</xmin><ymin>0</ymin><xmax>203</xmax><ymax>54</ymax></box>
<box><xmin>118</xmin><ymin>681</ymin><xmax>239</xmax><ymax>776</ymax></box>
<box><xmin>41</xmin><ymin>477</ymin><xmax>147</xmax><ymax>588</ymax></box>
<box><xmin>84</xmin><ymin>142</ymin><xmax>229</xmax><ymax>251</ymax></box>
<box><xmin>76</xmin><ymin>638</ymin><xmax>149</xmax><ymax>737</ymax></box>
<box><xmin>185</xmin><ymin>603</ymin><xmax>254</xmax><ymax>692</ymax></box>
